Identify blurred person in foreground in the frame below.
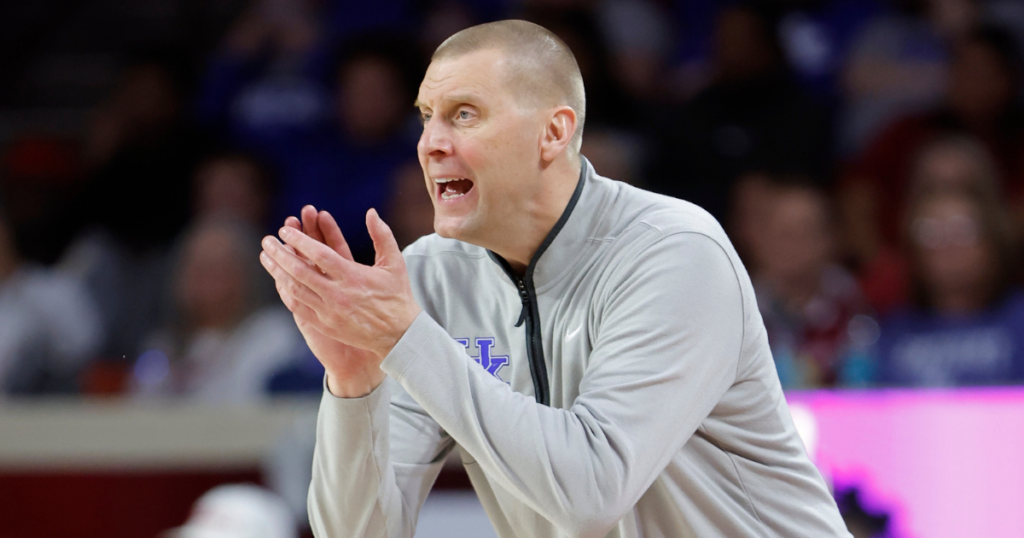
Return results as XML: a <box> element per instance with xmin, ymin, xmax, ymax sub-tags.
<box><xmin>875</xmin><ymin>186</ymin><xmax>1024</xmax><ymax>387</ymax></box>
<box><xmin>840</xmin><ymin>24</ymin><xmax>1024</xmax><ymax>314</ymax></box>
<box><xmin>260</xmin><ymin>20</ymin><xmax>849</xmax><ymax>537</ymax></box>
<box><xmin>163</xmin><ymin>483</ymin><xmax>296</xmax><ymax>538</ymax></box>
<box><xmin>0</xmin><ymin>200</ymin><xmax>101</xmax><ymax>394</ymax></box>
<box><xmin>746</xmin><ymin>177</ymin><xmax>876</xmax><ymax>389</ymax></box>
<box><xmin>132</xmin><ymin>217</ymin><xmax>303</xmax><ymax>402</ymax></box>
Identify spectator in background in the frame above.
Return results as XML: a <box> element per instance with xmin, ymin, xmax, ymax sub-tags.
<box><xmin>193</xmin><ymin>152</ymin><xmax>275</xmax><ymax>232</ymax></box>
<box><xmin>0</xmin><ymin>199</ymin><xmax>101</xmax><ymax>394</ymax></box>
<box><xmin>197</xmin><ymin>0</ymin><xmax>333</xmax><ymax>149</ymax></box>
<box><xmin>387</xmin><ymin>160</ymin><xmax>436</xmax><ymax>250</ymax></box>
<box><xmin>132</xmin><ymin>217</ymin><xmax>303</xmax><ymax>403</ymax></box>
<box><xmin>648</xmin><ymin>2</ymin><xmax>829</xmax><ymax>221</ymax></box>
<box><xmin>526</xmin><ymin>3</ymin><xmax>650</xmax><ymax>186</ymax></box>
<box><xmin>594</xmin><ymin>0</ymin><xmax>675</xmax><ymax>105</ymax></box>
<box><xmin>851</xmin><ymin>135</ymin><xmax>1007</xmax><ymax>312</ymax></box>
<box><xmin>749</xmin><ymin>177</ymin><xmax>875</xmax><ymax>388</ymax></box>
<box><xmin>840</xmin><ymin>24</ymin><xmax>1024</xmax><ymax>314</ymax></box>
<box><xmin>727</xmin><ymin>171</ymin><xmax>774</xmax><ymax>270</ymax></box>
<box><xmin>265</xmin><ymin>34</ymin><xmax>421</xmax><ymax>264</ymax></box>
<box><xmin>0</xmin><ymin>137</ymin><xmax>84</xmax><ymax>265</ymax></box>
<box><xmin>62</xmin><ymin>59</ymin><xmax>213</xmax><ymax>362</ymax></box>
<box><xmin>838</xmin><ymin>0</ymin><xmax>960</xmax><ymax>157</ymax></box>
<box><xmin>875</xmin><ymin>186</ymin><xmax>1024</xmax><ymax>387</ymax></box>
<box><xmin>80</xmin><ymin>59</ymin><xmax>212</xmax><ymax>251</ymax></box>
<box><xmin>774</xmin><ymin>0</ymin><xmax>884</xmax><ymax>104</ymax></box>
<box><xmin>906</xmin><ymin>135</ymin><xmax>1006</xmax><ymax>212</ymax></box>
<box><xmin>519</xmin><ymin>5</ymin><xmax>622</xmax><ymax>123</ymax></box>
<box><xmin>665</xmin><ymin>0</ymin><xmax>884</xmax><ymax>104</ymax></box>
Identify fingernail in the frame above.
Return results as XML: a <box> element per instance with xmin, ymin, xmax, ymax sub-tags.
<box><xmin>262</xmin><ymin>237</ymin><xmax>274</xmax><ymax>249</ymax></box>
<box><xmin>279</xmin><ymin>227</ymin><xmax>293</xmax><ymax>239</ymax></box>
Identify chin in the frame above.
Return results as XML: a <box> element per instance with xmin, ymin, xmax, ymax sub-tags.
<box><xmin>433</xmin><ymin>214</ymin><xmax>478</xmax><ymax>243</ymax></box>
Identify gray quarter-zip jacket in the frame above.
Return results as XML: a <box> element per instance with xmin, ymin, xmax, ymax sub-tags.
<box><xmin>308</xmin><ymin>159</ymin><xmax>851</xmax><ymax>538</ymax></box>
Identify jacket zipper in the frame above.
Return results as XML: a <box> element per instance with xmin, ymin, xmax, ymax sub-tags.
<box><xmin>497</xmin><ymin>261</ymin><xmax>550</xmax><ymax>406</ymax></box>
<box><xmin>516</xmin><ymin>275</ymin><xmax>549</xmax><ymax>406</ymax></box>
<box><xmin>487</xmin><ymin>160</ymin><xmax>587</xmax><ymax>407</ymax></box>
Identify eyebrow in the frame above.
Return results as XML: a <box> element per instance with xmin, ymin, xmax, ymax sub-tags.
<box><xmin>413</xmin><ymin>93</ymin><xmax>484</xmax><ymax>110</ymax></box>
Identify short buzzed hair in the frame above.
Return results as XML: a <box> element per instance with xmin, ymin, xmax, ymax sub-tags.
<box><xmin>432</xmin><ymin>20</ymin><xmax>586</xmax><ymax>156</ymax></box>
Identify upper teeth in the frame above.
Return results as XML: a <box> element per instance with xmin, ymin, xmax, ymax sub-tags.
<box><xmin>434</xmin><ymin>178</ymin><xmax>465</xmax><ymax>183</ymax></box>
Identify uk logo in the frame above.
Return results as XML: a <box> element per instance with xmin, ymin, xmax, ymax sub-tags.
<box><xmin>455</xmin><ymin>337</ymin><xmax>509</xmax><ymax>382</ymax></box>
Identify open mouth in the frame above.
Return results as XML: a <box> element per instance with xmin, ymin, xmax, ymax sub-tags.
<box><xmin>435</xmin><ymin>177</ymin><xmax>474</xmax><ymax>201</ymax></box>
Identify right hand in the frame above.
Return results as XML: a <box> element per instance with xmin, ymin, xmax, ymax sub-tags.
<box><xmin>280</xmin><ymin>205</ymin><xmax>386</xmax><ymax>398</ymax></box>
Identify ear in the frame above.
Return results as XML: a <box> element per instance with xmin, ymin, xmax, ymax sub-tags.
<box><xmin>540</xmin><ymin>106</ymin><xmax>578</xmax><ymax>162</ymax></box>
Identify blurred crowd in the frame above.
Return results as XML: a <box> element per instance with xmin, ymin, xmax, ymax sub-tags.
<box><xmin>3</xmin><ymin>0</ymin><xmax>1024</xmax><ymax>401</ymax></box>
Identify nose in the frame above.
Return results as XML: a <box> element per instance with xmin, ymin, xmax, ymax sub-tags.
<box><xmin>418</xmin><ymin>117</ymin><xmax>454</xmax><ymax>159</ymax></box>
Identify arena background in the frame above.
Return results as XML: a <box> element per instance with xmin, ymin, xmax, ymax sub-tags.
<box><xmin>2</xmin><ymin>1</ymin><xmax>1024</xmax><ymax>537</ymax></box>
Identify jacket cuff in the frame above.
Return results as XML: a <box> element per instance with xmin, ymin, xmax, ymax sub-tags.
<box><xmin>380</xmin><ymin>310</ymin><xmax>436</xmax><ymax>382</ymax></box>
<box><xmin>319</xmin><ymin>371</ymin><xmax>391</xmax><ymax>419</ymax></box>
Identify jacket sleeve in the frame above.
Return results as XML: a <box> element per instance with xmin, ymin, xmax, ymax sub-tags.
<box><xmin>307</xmin><ymin>375</ymin><xmax>454</xmax><ymax>538</ymax></box>
<box><xmin>379</xmin><ymin>232</ymin><xmax>746</xmax><ymax>538</ymax></box>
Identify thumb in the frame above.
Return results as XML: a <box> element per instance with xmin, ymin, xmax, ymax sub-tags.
<box><xmin>366</xmin><ymin>208</ymin><xmax>402</xmax><ymax>267</ymax></box>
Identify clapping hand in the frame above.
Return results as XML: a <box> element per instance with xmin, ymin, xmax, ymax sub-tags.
<box><xmin>260</xmin><ymin>205</ymin><xmax>421</xmax><ymax>397</ymax></box>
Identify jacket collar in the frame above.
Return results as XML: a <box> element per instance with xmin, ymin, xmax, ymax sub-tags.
<box><xmin>488</xmin><ymin>157</ymin><xmax>610</xmax><ymax>292</ymax></box>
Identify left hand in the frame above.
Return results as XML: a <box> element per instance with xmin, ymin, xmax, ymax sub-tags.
<box><xmin>260</xmin><ymin>208</ymin><xmax>421</xmax><ymax>360</ymax></box>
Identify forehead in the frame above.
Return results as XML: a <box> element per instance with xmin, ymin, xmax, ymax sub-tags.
<box><xmin>416</xmin><ymin>49</ymin><xmax>511</xmax><ymax>106</ymax></box>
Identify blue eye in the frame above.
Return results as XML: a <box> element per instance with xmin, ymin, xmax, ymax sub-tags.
<box><xmin>420</xmin><ymin>113</ymin><xmax>431</xmax><ymax>124</ymax></box>
<box><xmin>459</xmin><ymin>110</ymin><xmax>471</xmax><ymax>120</ymax></box>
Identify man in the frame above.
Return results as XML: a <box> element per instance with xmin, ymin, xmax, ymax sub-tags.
<box><xmin>260</xmin><ymin>20</ymin><xmax>850</xmax><ymax>538</ymax></box>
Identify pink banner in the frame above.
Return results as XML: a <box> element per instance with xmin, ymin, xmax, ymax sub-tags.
<box><xmin>786</xmin><ymin>388</ymin><xmax>1024</xmax><ymax>538</ymax></box>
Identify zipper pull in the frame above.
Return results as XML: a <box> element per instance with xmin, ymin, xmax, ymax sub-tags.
<box><xmin>515</xmin><ymin>279</ymin><xmax>529</xmax><ymax>327</ymax></box>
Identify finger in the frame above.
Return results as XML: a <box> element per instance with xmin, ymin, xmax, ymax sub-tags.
<box><xmin>279</xmin><ymin>233</ymin><xmax>313</xmax><ymax>265</ymax></box>
<box><xmin>318</xmin><ymin>210</ymin><xmax>354</xmax><ymax>261</ymax></box>
<box><xmin>283</xmin><ymin>216</ymin><xmax>309</xmax><ymax>261</ymax></box>
<box><xmin>263</xmin><ymin>234</ymin><xmax>336</xmax><ymax>294</ymax></box>
<box><xmin>366</xmin><ymin>208</ymin><xmax>402</xmax><ymax>268</ymax></box>
<box><xmin>278</xmin><ymin>281</ymin><xmax>339</xmax><ymax>339</ymax></box>
<box><xmin>301</xmin><ymin>205</ymin><xmax>325</xmax><ymax>243</ymax></box>
<box><xmin>260</xmin><ymin>250</ymin><xmax>325</xmax><ymax>310</ymax></box>
<box><xmin>277</xmin><ymin>280</ymin><xmax>328</xmax><ymax>329</ymax></box>
<box><xmin>277</xmin><ymin>227</ymin><xmax>350</xmax><ymax>279</ymax></box>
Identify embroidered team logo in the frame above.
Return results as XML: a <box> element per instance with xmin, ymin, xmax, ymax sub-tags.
<box><xmin>455</xmin><ymin>337</ymin><xmax>509</xmax><ymax>382</ymax></box>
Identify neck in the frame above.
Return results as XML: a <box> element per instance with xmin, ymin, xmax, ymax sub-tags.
<box><xmin>493</xmin><ymin>157</ymin><xmax>581</xmax><ymax>275</ymax></box>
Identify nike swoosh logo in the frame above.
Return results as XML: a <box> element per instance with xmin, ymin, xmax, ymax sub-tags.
<box><xmin>565</xmin><ymin>324</ymin><xmax>583</xmax><ymax>342</ymax></box>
